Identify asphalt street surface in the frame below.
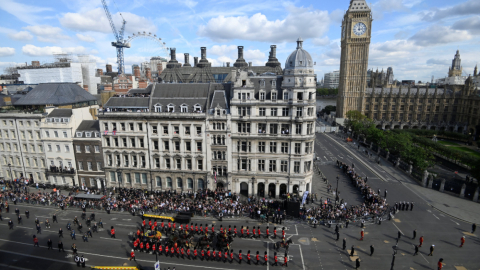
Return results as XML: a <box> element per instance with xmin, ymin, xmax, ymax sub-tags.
<box><xmin>0</xmin><ymin>132</ymin><xmax>479</xmax><ymax>269</ymax></box>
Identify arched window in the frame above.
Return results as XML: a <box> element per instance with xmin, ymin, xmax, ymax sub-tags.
<box><xmin>156</xmin><ymin>176</ymin><xmax>161</xmax><ymax>187</ymax></box>
<box><xmin>177</xmin><ymin>177</ymin><xmax>183</xmax><ymax>188</ymax></box>
<box><xmin>166</xmin><ymin>177</ymin><xmax>172</xmax><ymax>188</ymax></box>
<box><xmin>187</xmin><ymin>178</ymin><xmax>193</xmax><ymax>189</ymax></box>
<box><xmin>198</xmin><ymin>179</ymin><xmax>204</xmax><ymax>190</ymax></box>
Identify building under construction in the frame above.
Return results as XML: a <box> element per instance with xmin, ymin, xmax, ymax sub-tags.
<box><xmin>17</xmin><ymin>54</ymin><xmax>101</xmax><ymax>95</ymax></box>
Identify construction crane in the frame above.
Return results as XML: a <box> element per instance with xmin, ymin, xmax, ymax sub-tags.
<box><xmin>101</xmin><ymin>0</ymin><xmax>130</xmax><ymax>74</ymax></box>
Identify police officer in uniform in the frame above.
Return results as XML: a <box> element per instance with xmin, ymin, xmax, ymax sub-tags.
<box><xmin>53</xmin><ymin>214</ymin><xmax>58</xmax><ymax>223</ymax></box>
<box><xmin>75</xmin><ymin>254</ymin><xmax>80</xmax><ymax>267</ymax></box>
<box><xmin>8</xmin><ymin>219</ymin><xmax>14</xmax><ymax>229</ymax></box>
<box><xmin>58</xmin><ymin>241</ymin><xmax>65</xmax><ymax>252</ymax></box>
<box><xmin>80</xmin><ymin>255</ymin><xmax>86</xmax><ymax>268</ymax></box>
<box><xmin>47</xmin><ymin>239</ymin><xmax>53</xmax><ymax>250</ymax></box>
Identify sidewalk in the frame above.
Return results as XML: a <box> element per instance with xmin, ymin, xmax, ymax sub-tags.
<box><xmin>324</xmin><ymin>133</ymin><xmax>480</xmax><ymax>224</ymax></box>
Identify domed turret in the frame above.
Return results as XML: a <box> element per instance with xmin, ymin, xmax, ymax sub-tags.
<box><xmin>284</xmin><ymin>38</ymin><xmax>314</xmax><ymax>71</ymax></box>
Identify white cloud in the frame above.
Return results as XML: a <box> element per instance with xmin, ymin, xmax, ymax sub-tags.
<box><xmin>452</xmin><ymin>16</ymin><xmax>480</xmax><ymax>35</ymax></box>
<box><xmin>8</xmin><ymin>31</ymin><xmax>33</xmax><ymax>41</ymax></box>
<box><xmin>197</xmin><ymin>5</ymin><xmax>330</xmax><ymax>43</ymax></box>
<box><xmin>312</xmin><ymin>37</ymin><xmax>331</xmax><ymax>46</ymax></box>
<box><xmin>0</xmin><ymin>47</ymin><xmax>15</xmax><ymax>57</ymax></box>
<box><xmin>60</xmin><ymin>8</ymin><xmax>157</xmax><ymax>36</ymax></box>
<box><xmin>409</xmin><ymin>25</ymin><xmax>472</xmax><ymax>46</ymax></box>
<box><xmin>372</xmin><ymin>0</ymin><xmax>422</xmax><ymax>20</ymax></box>
<box><xmin>373</xmin><ymin>40</ymin><xmax>421</xmax><ymax>52</ymax></box>
<box><xmin>426</xmin><ymin>59</ymin><xmax>449</xmax><ymax>66</ymax></box>
<box><xmin>24</xmin><ymin>25</ymin><xmax>70</xmax><ymax>43</ymax></box>
<box><xmin>76</xmin><ymin>34</ymin><xmax>96</xmax><ymax>43</ymax></box>
<box><xmin>209</xmin><ymin>45</ymin><xmax>237</xmax><ymax>56</ymax></box>
<box><xmin>244</xmin><ymin>49</ymin><xmax>266</xmax><ymax>61</ymax></box>
<box><xmin>422</xmin><ymin>0</ymin><xmax>480</xmax><ymax>21</ymax></box>
<box><xmin>0</xmin><ymin>0</ymin><xmax>52</xmax><ymax>25</ymax></box>
<box><xmin>22</xmin><ymin>44</ymin><xmax>90</xmax><ymax>56</ymax></box>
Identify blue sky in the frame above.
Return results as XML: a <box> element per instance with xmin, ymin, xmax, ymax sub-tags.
<box><xmin>0</xmin><ymin>0</ymin><xmax>479</xmax><ymax>82</ymax></box>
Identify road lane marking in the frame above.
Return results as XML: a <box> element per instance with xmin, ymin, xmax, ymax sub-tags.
<box><xmin>392</xmin><ymin>222</ymin><xmax>403</xmax><ymax>235</ymax></box>
<box><xmin>0</xmin><ymin>250</ymin><xmax>79</xmax><ymax>267</ymax></box>
<box><xmin>432</xmin><ymin>214</ymin><xmax>440</xmax><ymax>220</ymax></box>
<box><xmin>450</xmin><ymin>219</ymin><xmax>460</xmax><ymax>226</ymax></box>
<box><xmin>115</xmin><ymin>224</ymin><xmax>137</xmax><ymax>227</ymax></box>
<box><xmin>0</xmin><ymin>238</ymin><xmax>242</xmax><ymax>270</ymax></box>
<box><xmin>100</xmin><ymin>237</ymin><xmax>122</xmax><ymax>241</ymax></box>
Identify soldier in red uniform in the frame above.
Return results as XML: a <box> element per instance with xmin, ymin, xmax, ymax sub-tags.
<box><xmin>142</xmin><ymin>220</ymin><xmax>146</xmax><ymax>229</ymax></box>
<box><xmin>230</xmin><ymin>249</ymin><xmax>234</xmax><ymax>263</ymax></box>
<box><xmin>264</xmin><ymin>251</ymin><xmax>268</xmax><ymax>265</ymax></box>
<box><xmin>238</xmin><ymin>250</ymin><xmax>242</xmax><ymax>264</ymax></box>
<box><xmin>181</xmin><ymin>247</ymin><xmax>184</xmax><ymax>258</ymax></box>
<box><xmin>148</xmin><ymin>219</ymin><xmax>152</xmax><ymax>227</ymax></box>
<box><xmin>159</xmin><ymin>244</ymin><xmax>163</xmax><ymax>255</ymax></box>
<box><xmin>154</xmin><ymin>220</ymin><xmax>157</xmax><ymax>229</ymax></box>
<box><xmin>234</xmin><ymin>226</ymin><xmax>237</xmax><ymax>237</ymax></box>
<box><xmin>133</xmin><ymin>239</ymin><xmax>138</xmax><ymax>251</ymax></box>
<box><xmin>220</xmin><ymin>225</ymin><xmax>224</xmax><ymax>234</ymax></box>
<box><xmin>256</xmin><ymin>251</ymin><xmax>260</xmax><ymax>265</ymax></box>
<box><xmin>195</xmin><ymin>223</ymin><xmax>199</xmax><ymax>234</ymax></box>
<box><xmin>186</xmin><ymin>223</ymin><xmax>189</xmax><ymax>231</ymax></box>
<box><xmin>194</xmin><ymin>248</ymin><xmax>198</xmax><ymax>259</ymax></box>
<box><xmin>199</xmin><ymin>224</ymin><xmax>203</xmax><ymax>235</ymax></box>
<box><xmin>176</xmin><ymin>246</ymin><xmax>180</xmax><ymax>258</ymax></box>
<box><xmin>218</xmin><ymin>249</ymin><xmax>222</xmax><ymax>261</ymax></box>
<box><xmin>161</xmin><ymin>221</ymin><xmax>165</xmax><ymax>231</ymax></box>
<box><xmin>187</xmin><ymin>248</ymin><xmax>190</xmax><ymax>259</ymax></box>
<box><xmin>170</xmin><ymin>245</ymin><xmax>175</xmax><ymax>257</ymax></box>
<box><xmin>110</xmin><ymin>226</ymin><xmax>116</xmax><ymax>238</ymax></box>
<box><xmin>273</xmin><ymin>252</ymin><xmax>278</xmax><ymax>266</ymax></box>
<box><xmin>211</xmin><ymin>225</ymin><xmax>215</xmax><ymax>234</ymax></box>
<box><xmin>224</xmin><ymin>248</ymin><xmax>228</xmax><ymax>262</ymax></box>
<box><xmin>246</xmin><ymin>227</ymin><xmax>250</xmax><ymax>238</ymax></box>
<box><xmin>438</xmin><ymin>258</ymin><xmax>443</xmax><ymax>270</ymax></box>
<box><xmin>173</xmin><ymin>222</ymin><xmax>177</xmax><ymax>232</ymax></box>
<box><xmin>190</xmin><ymin>223</ymin><xmax>194</xmax><ymax>233</ymax></box>
<box><xmin>180</xmin><ymin>224</ymin><xmax>183</xmax><ymax>231</ymax></box>
<box><xmin>146</xmin><ymin>242</ymin><xmax>150</xmax><ymax>254</ymax></box>
<box><xmin>266</xmin><ymin>226</ymin><xmax>270</xmax><ymax>238</ymax></box>
<box><xmin>282</xmin><ymin>227</ymin><xmax>285</xmax><ymax>238</ymax></box>
<box><xmin>228</xmin><ymin>225</ymin><xmax>232</xmax><ymax>234</ymax></box>
<box><xmin>419</xmin><ymin>236</ymin><xmax>424</xmax><ymax>247</ymax></box>
<box><xmin>168</xmin><ymin>221</ymin><xmax>171</xmax><ymax>231</ymax></box>
<box><xmin>274</xmin><ymin>227</ymin><xmax>277</xmax><ymax>238</ymax></box>
<box><xmin>137</xmin><ymin>229</ymin><xmax>141</xmax><ymax>238</ymax></box>
<box><xmin>152</xmin><ymin>242</ymin><xmax>156</xmax><ymax>254</ymax></box>
<box><xmin>460</xmin><ymin>236</ymin><xmax>465</xmax><ymax>247</ymax></box>
<box><xmin>201</xmin><ymin>249</ymin><xmax>205</xmax><ymax>260</ymax></box>
<box><xmin>258</xmin><ymin>227</ymin><xmax>261</xmax><ymax>238</ymax></box>
<box><xmin>129</xmin><ymin>249</ymin><xmax>136</xmax><ymax>261</ymax></box>
<box><xmin>241</xmin><ymin>226</ymin><xmax>244</xmax><ymax>237</ymax></box>
<box><xmin>212</xmin><ymin>249</ymin><xmax>216</xmax><ymax>260</ymax></box>
<box><xmin>139</xmin><ymin>241</ymin><xmax>144</xmax><ymax>252</ymax></box>
<box><xmin>282</xmin><ymin>253</ymin><xmax>288</xmax><ymax>267</ymax></box>
<box><xmin>165</xmin><ymin>245</ymin><xmax>169</xmax><ymax>255</ymax></box>
<box><xmin>247</xmin><ymin>250</ymin><xmax>251</xmax><ymax>264</ymax></box>
<box><xmin>252</xmin><ymin>226</ymin><xmax>256</xmax><ymax>238</ymax></box>
<box><xmin>207</xmin><ymin>248</ymin><xmax>211</xmax><ymax>261</ymax></box>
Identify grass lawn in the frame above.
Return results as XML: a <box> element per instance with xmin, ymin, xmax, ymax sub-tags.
<box><xmin>437</xmin><ymin>140</ymin><xmax>461</xmax><ymax>146</ymax></box>
<box><xmin>449</xmin><ymin>146</ymin><xmax>480</xmax><ymax>158</ymax></box>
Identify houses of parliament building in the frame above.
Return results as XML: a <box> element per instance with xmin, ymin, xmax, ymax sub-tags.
<box><xmin>337</xmin><ymin>0</ymin><xmax>480</xmax><ymax>135</ymax></box>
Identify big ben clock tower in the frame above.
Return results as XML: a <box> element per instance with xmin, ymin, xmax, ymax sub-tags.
<box><xmin>337</xmin><ymin>0</ymin><xmax>372</xmax><ymax>121</ymax></box>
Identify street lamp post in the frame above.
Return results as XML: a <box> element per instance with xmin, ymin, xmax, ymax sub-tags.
<box><xmin>8</xmin><ymin>163</ymin><xmax>13</xmax><ymax>181</ymax></box>
<box><xmin>334</xmin><ymin>175</ymin><xmax>339</xmax><ymax>209</ymax></box>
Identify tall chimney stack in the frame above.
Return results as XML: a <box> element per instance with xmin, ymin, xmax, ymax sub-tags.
<box><xmin>194</xmin><ymin>57</ymin><xmax>198</xmax><ymax>67</ymax></box>
<box><xmin>183</xmin><ymin>53</ymin><xmax>191</xmax><ymax>67</ymax></box>
<box><xmin>31</xmin><ymin>61</ymin><xmax>40</xmax><ymax>67</ymax></box>
<box><xmin>248</xmin><ymin>62</ymin><xmax>252</xmax><ymax>67</ymax></box>
<box><xmin>234</xmin><ymin>46</ymin><xmax>248</xmax><ymax>68</ymax></box>
<box><xmin>166</xmin><ymin>48</ymin><xmax>181</xmax><ymax>68</ymax></box>
<box><xmin>97</xmin><ymin>69</ymin><xmax>104</xmax><ymax>76</ymax></box>
<box><xmin>265</xmin><ymin>45</ymin><xmax>281</xmax><ymax>68</ymax></box>
<box><xmin>106</xmin><ymin>64</ymin><xmax>112</xmax><ymax>73</ymax></box>
<box><xmin>197</xmin><ymin>47</ymin><xmax>211</xmax><ymax>68</ymax></box>
<box><xmin>226</xmin><ymin>62</ymin><xmax>230</xmax><ymax>67</ymax></box>
<box><xmin>170</xmin><ymin>48</ymin><xmax>177</xmax><ymax>61</ymax></box>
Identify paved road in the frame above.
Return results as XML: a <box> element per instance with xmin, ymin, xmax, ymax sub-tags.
<box><xmin>1</xmin><ymin>134</ymin><xmax>479</xmax><ymax>270</ymax></box>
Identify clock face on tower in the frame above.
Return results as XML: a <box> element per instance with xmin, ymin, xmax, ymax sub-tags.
<box><xmin>353</xmin><ymin>22</ymin><xmax>367</xmax><ymax>36</ymax></box>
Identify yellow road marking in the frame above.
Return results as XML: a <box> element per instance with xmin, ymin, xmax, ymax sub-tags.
<box><xmin>311</xmin><ymin>238</ymin><xmax>319</xmax><ymax>242</ymax></box>
<box><xmin>454</xmin><ymin>266</ymin><xmax>467</xmax><ymax>270</ymax></box>
<box><xmin>463</xmin><ymin>232</ymin><xmax>476</xmax><ymax>237</ymax></box>
<box><xmin>384</xmin><ymin>240</ymin><xmax>390</xmax><ymax>243</ymax></box>
<box><xmin>393</xmin><ymin>219</ymin><xmax>401</xmax><ymax>223</ymax></box>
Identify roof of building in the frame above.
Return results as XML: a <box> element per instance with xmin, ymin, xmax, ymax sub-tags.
<box><xmin>285</xmin><ymin>38</ymin><xmax>314</xmax><ymax>70</ymax></box>
<box><xmin>365</xmin><ymin>87</ymin><xmax>452</xmax><ymax>95</ymax></box>
<box><xmin>104</xmin><ymin>97</ymin><xmax>149</xmax><ymax>108</ymax></box>
<box><xmin>152</xmin><ymin>83</ymin><xmax>210</xmax><ymax>98</ymax></box>
<box><xmin>76</xmin><ymin>120</ymin><xmax>100</xmax><ymax>132</ymax></box>
<box><xmin>14</xmin><ymin>83</ymin><xmax>97</xmax><ymax>106</ymax></box>
<box><xmin>48</xmin><ymin>109</ymin><xmax>72</xmax><ymax>117</ymax></box>
<box><xmin>128</xmin><ymin>88</ymin><xmax>151</xmax><ymax>95</ymax></box>
<box><xmin>210</xmin><ymin>90</ymin><xmax>228</xmax><ymax>109</ymax></box>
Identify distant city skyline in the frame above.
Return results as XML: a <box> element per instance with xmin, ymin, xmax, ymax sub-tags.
<box><xmin>0</xmin><ymin>0</ymin><xmax>479</xmax><ymax>82</ymax></box>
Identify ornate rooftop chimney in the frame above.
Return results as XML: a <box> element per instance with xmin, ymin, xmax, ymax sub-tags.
<box><xmin>266</xmin><ymin>45</ymin><xmax>281</xmax><ymax>68</ymax></box>
<box><xmin>197</xmin><ymin>47</ymin><xmax>211</xmax><ymax>68</ymax></box>
<box><xmin>233</xmin><ymin>46</ymin><xmax>248</xmax><ymax>68</ymax></box>
<box><xmin>183</xmin><ymin>53</ymin><xmax>191</xmax><ymax>67</ymax></box>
